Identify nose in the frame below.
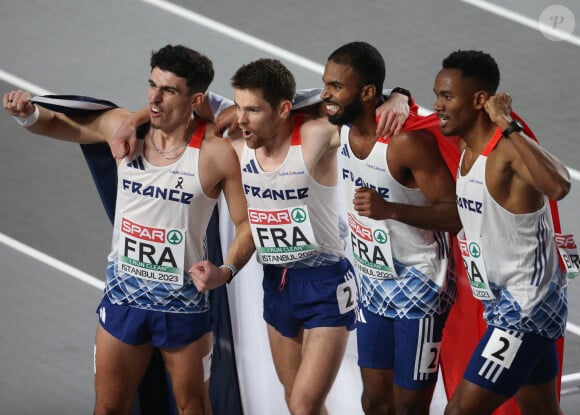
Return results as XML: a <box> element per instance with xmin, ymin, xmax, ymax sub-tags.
<box><xmin>433</xmin><ymin>97</ymin><xmax>443</xmax><ymax>112</ymax></box>
<box><xmin>149</xmin><ymin>87</ymin><xmax>162</xmax><ymax>104</ymax></box>
<box><xmin>320</xmin><ymin>87</ymin><xmax>330</xmax><ymax>101</ymax></box>
<box><xmin>237</xmin><ymin>108</ymin><xmax>248</xmax><ymax>125</ymax></box>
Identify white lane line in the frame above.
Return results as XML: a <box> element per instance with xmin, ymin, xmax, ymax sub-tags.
<box><xmin>567</xmin><ymin>321</ymin><xmax>580</xmax><ymax>337</ymax></box>
<box><xmin>0</xmin><ymin>232</ymin><xmax>104</xmax><ymax>291</ymax></box>
<box><xmin>461</xmin><ymin>0</ymin><xmax>580</xmax><ymax>47</ymax></box>
<box><xmin>0</xmin><ymin>69</ymin><xmax>53</xmax><ymax>96</ymax></box>
<box><xmin>141</xmin><ymin>0</ymin><xmax>325</xmax><ymax>74</ymax></box>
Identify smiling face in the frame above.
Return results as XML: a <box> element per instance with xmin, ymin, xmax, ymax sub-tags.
<box><xmin>433</xmin><ymin>68</ymin><xmax>480</xmax><ymax>137</ymax></box>
<box><xmin>234</xmin><ymin>88</ymin><xmax>285</xmax><ymax>149</ymax></box>
<box><xmin>147</xmin><ymin>67</ymin><xmax>196</xmax><ymax>131</ymax></box>
<box><xmin>321</xmin><ymin>60</ymin><xmax>364</xmax><ymax>126</ymax></box>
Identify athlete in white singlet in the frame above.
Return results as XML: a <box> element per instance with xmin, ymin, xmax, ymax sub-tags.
<box><xmin>433</xmin><ymin>49</ymin><xmax>570</xmax><ymax>415</ymax></box>
<box><xmin>322</xmin><ymin>42</ymin><xmax>461</xmax><ymax>415</ymax></box>
<box><xmin>3</xmin><ymin>44</ymin><xmax>253</xmax><ymax>415</ymax></box>
<box><xmin>227</xmin><ymin>58</ymin><xmax>357</xmax><ymax>415</ymax></box>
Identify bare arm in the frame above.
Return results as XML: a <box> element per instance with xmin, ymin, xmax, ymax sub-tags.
<box><xmin>485</xmin><ymin>93</ymin><xmax>570</xmax><ymax>201</ymax></box>
<box><xmin>354</xmin><ymin>130</ymin><xmax>461</xmax><ymax>234</ymax></box>
<box><xmin>4</xmin><ymin>90</ymin><xmax>130</xmax><ymax>144</ymax></box>
<box><xmin>189</xmin><ymin>138</ymin><xmax>254</xmax><ymax>290</ymax></box>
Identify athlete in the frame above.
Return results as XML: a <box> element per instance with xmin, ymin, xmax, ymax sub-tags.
<box><xmin>322</xmin><ymin>41</ymin><xmax>461</xmax><ymax>415</ymax></box>
<box><xmin>3</xmin><ymin>44</ymin><xmax>253</xmax><ymax>415</ymax></box>
<box><xmin>212</xmin><ymin>58</ymin><xmax>358</xmax><ymax>415</ymax></box>
<box><xmin>433</xmin><ymin>50</ymin><xmax>570</xmax><ymax>415</ymax></box>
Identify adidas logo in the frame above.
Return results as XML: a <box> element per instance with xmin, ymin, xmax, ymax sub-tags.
<box><xmin>127</xmin><ymin>156</ymin><xmax>145</xmax><ymax>170</ymax></box>
<box><xmin>243</xmin><ymin>160</ymin><xmax>259</xmax><ymax>174</ymax></box>
<box><xmin>340</xmin><ymin>145</ymin><xmax>350</xmax><ymax>158</ymax></box>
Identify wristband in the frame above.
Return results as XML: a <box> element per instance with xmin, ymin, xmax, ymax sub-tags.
<box><xmin>12</xmin><ymin>105</ymin><xmax>40</xmax><ymax>127</ymax></box>
<box><xmin>220</xmin><ymin>263</ymin><xmax>238</xmax><ymax>283</ymax></box>
<box><xmin>391</xmin><ymin>87</ymin><xmax>411</xmax><ymax>98</ymax></box>
<box><xmin>391</xmin><ymin>87</ymin><xmax>412</xmax><ymax>105</ymax></box>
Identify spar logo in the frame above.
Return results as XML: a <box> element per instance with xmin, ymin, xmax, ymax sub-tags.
<box><xmin>249</xmin><ymin>207</ymin><xmax>308</xmax><ymax>225</ymax></box>
<box><xmin>121</xmin><ymin>218</ymin><xmax>165</xmax><ymax>242</ymax></box>
<box><xmin>348</xmin><ymin>213</ymin><xmax>372</xmax><ymax>242</ymax></box>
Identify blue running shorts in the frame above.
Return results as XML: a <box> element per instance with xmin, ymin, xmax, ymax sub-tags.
<box><xmin>262</xmin><ymin>258</ymin><xmax>357</xmax><ymax>338</ymax></box>
<box><xmin>96</xmin><ymin>295</ymin><xmax>211</xmax><ymax>348</ymax></box>
<box><xmin>357</xmin><ymin>306</ymin><xmax>447</xmax><ymax>390</ymax></box>
<box><xmin>463</xmin><ymin>326</ymin><xmax>559</xmax><ymax>396</ymax></box>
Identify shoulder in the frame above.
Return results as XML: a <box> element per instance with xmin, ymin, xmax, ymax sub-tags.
<box><xmin>391</xmin><ymin>128</ymin><xmax>438</xmax><ymax>151</ymax></box>
<box><xmin>200</xmin><ymin>132</ymin><xmax>240</xmax><ymax>169</ymax></box>
<box><xmin>300</xmin><ymin>115</ymin><xmax>340</xmax><ymax>149</ymax></box>
<box><xmin>389</xmin><ymin>129</ymin><xmax>444</xmax><ymax>166</ymax></box>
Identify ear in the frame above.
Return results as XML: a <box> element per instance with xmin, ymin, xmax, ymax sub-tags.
<box><xmin>191</xmin><ymin>92</ymin><xmax>204</xmax><ymax>107</ymax></box>
<box><xmin>360</xmin><ymin>84</ymin><xmax>376</xmax><ymax>103</ymax></box>
<box><xmin>278</xmin><ymin>99</ymin><xmax>293</xmax><ymax>119</ymax></box>
<box><xmin>473</xmin><ymin>90</ymin><xmax>490</xmax><ymax>110</ymax></box>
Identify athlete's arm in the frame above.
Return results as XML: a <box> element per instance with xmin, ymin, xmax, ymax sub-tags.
<box><xmin>189</xmin><ymin>137</ymin><xmax>254</xmax><ymax>291</ymax></box>
<box><xmin>354</xmin><ymin>130</ymin><xmax>461</xmax><ymax>234</ymax></box>
<box><xmin>4</xmin><ymin>90</ymin><xmax>130</xmax><ymax>145</ymax></box>
<box><xmin>485</xmin><ymin>93</ymin><xmax>570</xmax><ymax>201</ymax></box>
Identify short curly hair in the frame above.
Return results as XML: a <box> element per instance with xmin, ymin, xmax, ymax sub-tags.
<box><xmin>327</xmin><ymin>41</ymin><xmax>385</xmax><ymax>99</ymax></box>
<box><xmin>150</xmin><ymin>44</ymin><xmax>214</xmax><ymax>94</ymax></box>
<box><xmin>442</xmin><ymin>50</ymin><xmax>500</xmax><ymax>94</ymax></box>
<box><xmin>231</xmin><ymin>58</ymin><xmax>296</xmax><ymax>109</ymax></box>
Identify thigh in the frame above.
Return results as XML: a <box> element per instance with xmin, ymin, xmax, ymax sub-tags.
<box><xmin>515</xmin><ymin>378</ymin><xmax>562</xmax><ymax>415</ymax></box>
<box><xmin>290</xmin><ymin>326</ymin><xmax>349</xmax><ymax>407</ymax></box>
<box><xmin>267</xmin><ymin>323</ymin><xmax>303</xmax><ymax>393</ymax></box>
<box><xmin>445</xmin><ymin>379</ymin><xmax>509</xmax><ymax>415</ymax></box>
<box><xmin>161</xmin><ymin>331</ymin><xmax>213</xmax><ymax>414</ymax></box>
<box><xmin>94</xmin><ymin>324</ymin><xmax>154</xmax><ymax>415</ymax></box>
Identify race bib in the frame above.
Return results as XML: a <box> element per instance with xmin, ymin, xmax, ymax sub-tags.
<box><xmin>457</xmin><ymin>230</ymin><xmax>495</xmax><ymax>300</ymax></box>
<box><xmin>118</xmin><ymin>217</ymin><xmax>185</xmax><ymax>285</ymax></box>
<box><xmin>249</xmin><ymin>205</ymin><xmax>319</xmax><ymax>264</ymax></box>
<box><xmin>419</xmin><ymin>341</ymin><xmax>442</xmax><ymax>374</ymax></box>
<box><xmin>555</xmin><ymin>233</ymin><xmax>580</xmax><ymax>282</ymax></box>
<box><xmin>481</xmin><ymin>328</ymin><xmax>522</xmax><ymax>370</ymax></box>
<box><xmin>347</xmin><ymin>212</ymin><xmax>397</xmax><ymax>279</ymax></box>
<box><xmin>336</xmin><ymin>276</ymin><xmax>357</xmax><ymax>314</ymax></box>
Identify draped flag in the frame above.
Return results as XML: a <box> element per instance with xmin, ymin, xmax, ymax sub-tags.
<box><xmin>31</xmin><ymin>95</ymin><xmax>243</xmax><ymax>415</ymax></box>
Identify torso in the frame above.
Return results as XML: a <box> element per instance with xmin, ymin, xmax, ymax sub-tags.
<box><xmin>456</xmin><ymin>128</ymin><xmax>567</xmax><ymax>338</ymax></box>
<box><xmin>339</xmin><ymin>124</ymin><xmax>455</xmax><ymax>319</ymax></box>
<box><xmin>105</xmin><ymin>121</ymin><xmax>217</xmax><ymax>313</ymax></box>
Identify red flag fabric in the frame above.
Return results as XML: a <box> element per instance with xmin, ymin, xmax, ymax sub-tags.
<box><xmin>398</xmin><ymin>111</ymin><xmax>565</xmax><ymax>415</ymax></box>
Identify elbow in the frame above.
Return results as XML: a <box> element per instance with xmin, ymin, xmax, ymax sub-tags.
<box><xmin>549</xmin><ymin>178</ymin><xmax>571</xmax><ymax>201</ymax></box>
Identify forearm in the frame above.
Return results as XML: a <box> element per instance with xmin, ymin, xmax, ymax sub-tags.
<box><xmin>26</xmin><ymin>106</ymin><xmax>105</xmax><ymax>144</ymax></box>
<box><xmin>388</xmin><ymin>202</ymin><xmax>461</xmax><ymax>234</ymax></box>
<box><xmin>222</xmin><ymin>222</ymin><xmax>255</xmax><ymax>276</ymax></box>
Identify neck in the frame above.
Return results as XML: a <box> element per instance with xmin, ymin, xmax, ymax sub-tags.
<box><xmin>148</xmin><ymin>118</ymin><xmax>197</xmax><ymax>160</ymax></box>
<box><xmin>462</xmin><ymin>114</ymin><xmax>497</xmax><ymax>151</ymax></box>
<box><xmin>349</xmin><ymin>109</ymin><xmax>378</xmax><ymax>141</ymax></box>
<box><xmin>260</xmin><ymin>115</ymin><xmax>295</xmax><ymax>157</ymax></box>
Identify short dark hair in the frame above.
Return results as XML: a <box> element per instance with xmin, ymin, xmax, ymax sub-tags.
<box><xmin>442</xmin><ymin>50</ymin><xmax>500</xmax><ymax>94</ymax></box>
<box><xmin>327</xmin><ymin>41</ymin><xmax>385</xmax><ymax>99</ymax></box>
<box><xmin>150</xmin><ymin>44</ymin><xmax>214</xmax><ymax>94</ymax></box>
<box><xmin>231</xmin><ymin>58</ymin><xmax>296</xmax><ymax>109</ymax></box>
